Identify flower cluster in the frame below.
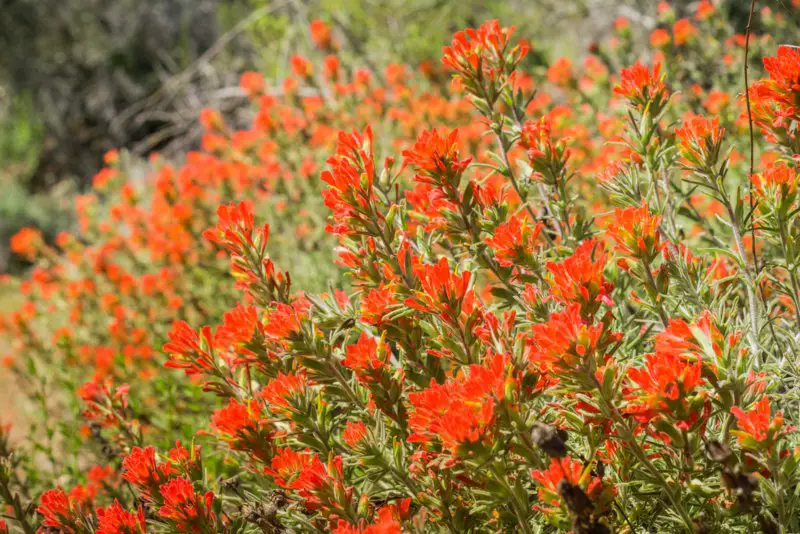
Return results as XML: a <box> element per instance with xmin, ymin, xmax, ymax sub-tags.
<box><xmin>3</xmin><ymin>6</ymin><xmax>800</xmax><ymax>534</ymax></box>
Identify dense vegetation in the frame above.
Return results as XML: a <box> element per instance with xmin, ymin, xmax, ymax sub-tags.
<box><xmin>3</xmin><ymin>1</ymin><xmax>800</xmax><ymax>532</ymax></box>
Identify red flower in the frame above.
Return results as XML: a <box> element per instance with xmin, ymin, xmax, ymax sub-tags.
<box><xmin>526</xmin><ymin>304</ymin><xmax>619</xmax><ymax>375</ymax></box>
<box><xmin>520</xmin><ymin>116</ymin><xmax>571</xmax><ymax>184</ymax></box>
<box><xmin>360</xmin><ymin>284</ymin><xmax>398</xmax><ymax>325</ymax></box>
<box><xmin>309</xmin><ymin>19</ymin><xmax>333</xmax><ymax>50</ymax></box>
<box><xmin>762</xmin><ymin>45</ymin><xmax>800</xmax><ymax>97</ymax></box>
<box><xmin>442</xmin><ymin>20</ymin><xmax>527</xmax><ymax>80</ymax></box>
<box><xmin>213</xmin><ymin>304</ymin><xmax>264</xmax><ymax>367</ymax></box>
<box><xmin>654</xmin><ymin>311</ymin><xmax>733</xmax><ymax>366</ymax></box>
<box><xmin>342</xmin><ymin>421</ymin><xmax>369</xmax><ymax>448</ymax></box>
<box><xmin>321</xmin><ymin>128</ymin><xmax>376</xmax><ymax>235</ymax></box>
<box><xmin>163</xmin><ymin>321</ymin><xmax>217</xmax><ymax>376</ymax></box>
<box><xmin>751</xmin><ymin>163</ymin><xmax>799</xmax><ymax>198</ymax></box>
<box><xmin>402</xmin><ymin>128</ymin><xmax>471</xmax><ymax>187</ymax></box>
<box><xmin>547</xmin><ymin>57</ymin><xmax>573</xmax><ymax>86</ymax></box>
<box><xmin>333</xmin><ymin>506</ymin><xmax>403</xmax><ymax>534</ymax></box>
<box><xmin>96</xmin><ymin>501</ymin><xmax>146</xmax><ymax>534</ymax></box>
<box><xmin>675</xmin><ymin>114</ymin><xmax>725</xmax><ymax>170</ymax></box>
<box><xmin>531</xmin><ymin>457</ymin><xmax>583</xmax><ymax>504</ymax></box>
<box><xmin>239</xmin><ymin>71</ymin><xmax>265</xmax><ymax>99</ymax></box>
<box><xmin>408</xmin><ymin>352</ymin><xmax>511</xmax><ymax>455</ymax></box>
<box><xmin>546</xmin><ymin>238</ymin><xmax>613</xmax><ymax>316</ymax></box>
<box><xmin>405</xmin><ymin>257</ymin><xmax>478</xmax><ymax>325</ymax></box>
<box><xmin>10</xmin><ymin>227</ymin><xmax>44</xmax><ymax>260</ymax></box>
<box><xmin>264</xmin><ymin>448</ymin><xmax>315</xmax><ymax>488</ymax></box>
<box><xmin>157</xmin><ymin>478</ymin><xmax>217</xmax><ymax>533</ymax></box>
<box><xmin>606</xmin><ymin>204</ymin><xmax>663</xmax><ymax>263</ymax></box>
<box><xmin>263</xmin><ymin>299</ymin><xmax>309</xmax><ymax>341</ymax></box>
<box><xmin>168</xmin><ymin>441</ymin><xmax>201</xmax><ymax>477</ymax></box>
<box><xmin>261</xmin><ymin>372</ymin><xmax>310</xmax><ymax>412</ymax></box>
<box><xmin>731</xmin><ymin>396</ymin><xmax>785</xmax><ymax>449</ymax></box>
<box><xmin>199</xmin><ymin>108</ymin><xmax>223</xmax><ymax>131</ymax></box>
<box><xmin>750</xmin><ymin>46</ymin><xmax>800</xmax><ymax>138</ymax></box>
<box><xmin>0</xmin><ymin>519</ymin><xmax>6</xmax><ymax>534</ymax></box>
<box><xmin>121</xmin><ymin>446</ymin><xmax>174</xmax><ymax>501</ymax></box>
<box><xmin>342</xmin><ymin>332</ymin><xmax>390</xmax><ymax>381</ymax></box>
<box><xmin>672</xmin><ymin>18</ymin><xmax>697</xmax><ymax>46</ymax></box>
<box><xmin>78</xmin><ymin>379</ymin><xmax>130</xmax><ymax>427</ymax></box>
<box><xmin>650</xmin><ymin>28</ymin><xmax>671</xmax><ymax>48</ymax></box>
<box><xmin>203</xmin><ymin>201</ymin><xmax>269</xmax><ymax>258</ymax></box>
<box><xmin>288</xmin><ymin>454</ymin><xmax>352</xmax><ymax>513</ymax></box>
<box><xmin>531</xmin><ymin>457</ymin><xmax>611</xmax><ymax>514</ymax></box>
<box><xmin>614</xmin><ymin>62</ymin><xmax>669</xmax><ymax>112</ymax></box>
<box><xmin>290</xmin><ymin>55</ymin><xmax>313</xmax><ymax>78</ymax></box>
<box><xmin>211</xmin><ymin>398</ymin><xmax>272</xmax><ymax>462</ymax></box>
<box><xmin>624</xmin><ymin>351</ymin><xmax>706</xmax><ymax>430</ymax></box>
<box><xmin>37</xmin><ymin>488</ymin><xmax>85</xmax><ymax>533</ymax></box>
<box><xmin>485</xmin><ymin>213</ymin><xmax>543</xmax><ymax>268</ymax></box>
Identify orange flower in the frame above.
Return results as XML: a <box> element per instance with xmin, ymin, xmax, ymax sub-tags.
<box><xmin>672</xmin><ymin>19</ymin><xmax>697</xmax><ymax>46</ymax></box>
<box><xmin>606</xmin><ymin>204</ymin><xmax>663</xmax><ymax>263</ymax></box>
<box><xmin>203</xmin><ymin>201</ymin><xmax>269</xmax><ymax>258</ymax></box>
<box><xmin>261</xmin><ymin>372</ymin><xmax>309</xmax><ymax>411</ymax></box>
<box><xmin>37</xmin><ymin>489</ymin><xmax>86</xmax><ymax>533</ymax></box>
<box><xmin>531</xmin><ymin>457</ymin><xmax>583</xmax><ymax>505</ymax></box>
<box><xmin>157</xmin><ymin>478</ymin><xmax>217</xmax><ymax>532</ymax></box>
<box><xmin>547</xmin><ymin>57</ymin><xmax>573</xmax><ymax>86</ymax></box>
<box><xmin>520</xmin><ymin>116</ymin><xmax>571</xmax><ymax>184</ymax></box>
<box><xmin>731</xmin><ymin>396</ymin><xmax>785</xmax><ymax>449</ymax></box>
<box><xmin>751</xmin><ymin>163</ymin><xmax>799</xmax><ymax>198</ymax></box>
<box><xmin>675</xmin><ymin>114</ymin><xmax>725</xmax><ymax>170</ymax></box>
<box><xmin>614</xmin><ymin>62</ymin><xmax>669</xmax><ymax>113</ymax></box>
<box><xmin>96</xmin><ymin>501</ymin><xmax>146</xmax><ymax>534</ymax></box>
<box><xmin>762</xmin><ymin>45</ymin><xmax>800</xmax><ymax>96</ymax></box>
<box><xmin>625</xmin><ymin>351</ymin><xmax>706</xmax><ymax>430</ymax></box>
<box><xmin>526</xmin><ymin>304</ymin><xmax>619</xmax><ymax>375</ymax></box>
<box><xmin>121</xmin><ymin>447</ymin><xmax>175</xmax><ymax>502</ymax></box>
<box><xmin>343</xmin><ymin>332</ymin><xmax>390</xmax><ymax>380</ymax></box>
<box><xmin>211</xmin><ymin>398</ymin><xmax>272</xmax><ymax>462</ymax></box>
<box><xmin>649</xmin><ymin>28</ymin><xmax>671</xmax><ymax>48</ymax></box>
<box><xmin>405</xmin><ymin>257</ymin><xmax>478</xmax><ymax>325</ymax></box>
<box><xmin>654</xmin><ymin>311</ymin><xmax>734</xmax><ymax>365</ymax></box>
<box><xmin>288</xmin><ymin>454</ymin><xmax>352</xmax><ymax>512</ymax></box>
<box><xmin>531</xmin><ymin>457</ymin><xmax>612</xmax><ymax>515</ymax></box>
<box><xmin>402</xmin><ymin>128</ymin><xmax>471</xmax><ymax>186</ymax></box>
<box><xmin>239</xmin><ymin>71</ymin><xmax>265</xmax><ymax>99</ymax></box>
<box><xmin>264</xmin><ymin>448</ymin><xmax>315</xmax><ymax>489</ymax></box>
<box><xmin>485</xmin><ymin>213</ymin><xmax>542</xmax><ymax>268</ymax></box>
<box><xmin>321</xmin><ymin>128</ymin><xmax>376</xmax><ymax>235</ymax></box>
<box><xmin>10</xmin><ymin>227</ymin><xmax>43</xmax><ymax>260</ymax></box>
<box><xmin>442</xmin><ymin>20</ymin><xmax>527</xmax><ymax>80</ymax></box>
<box><xmin>290</xmin><ymin>55</ymin><xmax>313</xmax><ymax>78</ymax></box>
<box><xmin>342</xmin><ymin>421</ymin><xmax>369</xmax><ymax>448</ymax></box>
<box><xmin>163</xmin><ymin>322</ymin><xmax>216</xmax><ymax>377</ymax></box>
<box><xmin>309</xmin><ymin>19</ymin><xmax>333</xmax><ymax>50</ymax></box>
<box><xmin>546</xmin><ymin>238</ymin><xmax>613</xmax><ymax>316</ymax></box>
<box><xmin>360</xmin><ymin>284</ymin><xmax>398</xmax><ymax>325</ymax></box>
<box><xmin>750</xmin><ymin>46</ymin><xmax>800</xmax><ymax>138</ymax></box>
<box><xmin>333</xmin><ymin>506</ymin><xmax>402</xmax><ymax>534</ymax></box>
<box><xmin>407</xmin><ymin>352</ymin><xmax>511</xmax><ymax>455</ymax></box>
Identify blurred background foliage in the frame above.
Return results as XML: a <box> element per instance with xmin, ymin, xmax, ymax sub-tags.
<box><xmin>0</xmin><ymin>0</ymin><xmax>760</xmax><ymax>272</ymax></box>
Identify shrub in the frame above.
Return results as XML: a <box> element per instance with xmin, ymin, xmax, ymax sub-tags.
<box><xmin>4</xmin><ymin>3</ymin><xmax>800</xmax><ymax>532</ymax></box>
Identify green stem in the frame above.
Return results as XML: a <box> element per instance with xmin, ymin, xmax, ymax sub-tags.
<box><xmin>489</xmin><ymin>464</ymin><xmax>532</xmax><ymax>534</ymax></box>
<box><xmin>592</xmin><ymin>377</ymin><xmax>695</xmax><ymax>531</ymax></box>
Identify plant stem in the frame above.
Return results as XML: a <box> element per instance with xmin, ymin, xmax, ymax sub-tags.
<box><xmin>722</xmin><ymin>199</ymin><xmax>761</xmax><ymax>357</ymax></box>
<box><xmin>489</xmin><ymin>464</ymin><xmax>532</xmax><ymax>534</ymax></box>
<box><xmin>592</xmin><ymin>377</ymin><xmax>695</xmax><ymax>531</ymax></box>
<box><xmin>640</xmin><ymin>259</ymin><xmax>669</xmax><ymax>327</ymax></box>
